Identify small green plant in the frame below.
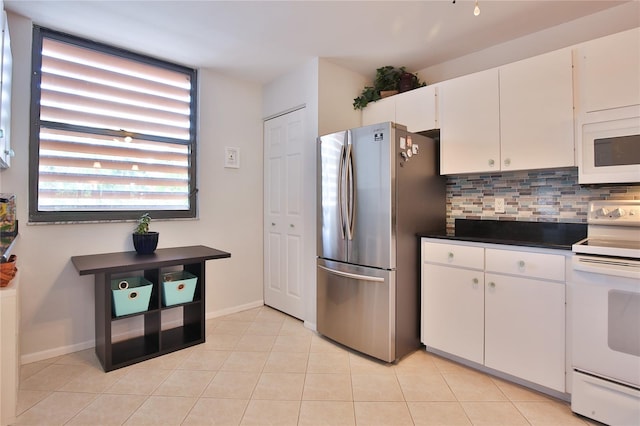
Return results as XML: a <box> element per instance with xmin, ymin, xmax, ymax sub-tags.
<box><xmin>134</xmin><ymin>213</ymin><xmax>151</xmax><ymax>234</ymax></box>
<box><xmin>353</xmin><ymin>66</ymin><xmax>426</xmax><ymax>110</ymax></box>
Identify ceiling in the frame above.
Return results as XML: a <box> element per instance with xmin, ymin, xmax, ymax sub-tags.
<box><xmin>4</xmin><ymin>0</ymin><xmax>636</xmax><ymax>84</ymax></box>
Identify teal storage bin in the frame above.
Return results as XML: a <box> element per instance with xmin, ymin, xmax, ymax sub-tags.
<box><xmin>111</xmin><ymin>277</ymin><xmax>153</xmax><ymax>317</ymax></box>
<box><xmin>162</xmin><ymin>271</ymin><xmax>197</xmax><ymax>306</ymax></box>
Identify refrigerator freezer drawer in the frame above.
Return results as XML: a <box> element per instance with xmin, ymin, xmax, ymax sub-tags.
<box><xmin>317</xmin><ymin>258</ymin><xmax>395</xmax><ymax>362</ymax></box>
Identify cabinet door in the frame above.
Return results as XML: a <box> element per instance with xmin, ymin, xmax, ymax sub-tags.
<box><xmin>500</xmin><ymin>49</ymin><xmax>574</xmax><ymax>171</ymax></box>
<box><xmin>422</xmin><ymin>263</ymin><xmax>484</xmax><ymax>364</ymax></box>
<box><xmin>263</xmin><ymin>109</ymin><xmax>305</xmax><ymax>320</ymax></box>
<box><xmin>362</xmin><ymin>96</ymin><xmax>395</xmax><ymax>127</ymax></box>
<box><xmin>439</xmin><ymin>68</ymin><xmax>500</xmax><ymax>174</ymax></box>
<box><xmin>575</xmin><ymin>28</ymin><xmax>640</xmax><ymax>113</ymax></box>
<box><xmin>395</xmin><ymin>85</ymin><xmax>437</xmax><ymax>132</ymax></box>
<box><xmin>484</xmin><ymin>273</ymin><xmax>565</xmax><ymax>392</ymax></box>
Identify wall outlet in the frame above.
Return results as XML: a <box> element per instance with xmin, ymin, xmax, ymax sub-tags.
<box><xmin>495</xmin><ymin>197</ymin><xmax>505</xmax><ymax>213</ymax></box>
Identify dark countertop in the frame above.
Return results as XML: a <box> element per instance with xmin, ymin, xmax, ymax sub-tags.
<box><xmin>418</xmin><ymin>219</ymin><xmax>587</xmax><ymax>251</ymax></box>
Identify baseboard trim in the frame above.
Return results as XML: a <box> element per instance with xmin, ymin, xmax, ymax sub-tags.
<box><xmin>21</xmin><ymin>339</ymin><xmax>95</xmax><ymax>365</ymax></box>
<box><xmin>205</xmin><ymin>300</ymin><xmax>264</xmax><ymax>320</ymax></box>
<box><xmin>21</xmin><ymin>300</ymin><xmax>266</xmax><ymax>365</ymax></box>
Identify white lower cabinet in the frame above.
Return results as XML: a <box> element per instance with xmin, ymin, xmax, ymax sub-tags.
<box><xmin>421</xmin><ymin>239</ymin><xmax>567</xmax><ymax>393</ymax></box>
<box><xmin>422</xmin><ymin>263</ymin><xmax>484</xmax><ymax>364</ymax></box>
<box><xmin>484</xmin><ymin>273</ymin><xmax>565</xmax><ymax>392</ymax></box>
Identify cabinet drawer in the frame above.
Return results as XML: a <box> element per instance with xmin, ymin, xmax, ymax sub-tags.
<box><xmin>485</xmin><ymin>249</ymin><xmax>565</xmax><ymax>281</ymax></box>
<box><xmin>423</xmin><ymin>241</ymin><xmax>484</xmax><ymax>270</ymax></box>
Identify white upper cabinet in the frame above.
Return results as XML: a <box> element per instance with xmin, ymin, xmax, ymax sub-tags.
<box><xmin>362</xmin><ymin>95</ymin><xmax>395</xmax><ymax>127</ymax></box>
<box><xmin>439</xmin><ymin>68</ymin><xmax>500</xmax><ymax>174</ymax></box>
<box><xmin>574</xmin><ymin>28</ymin><xmax>640</xmax><ymax>114</ymax></box>
<box><xmin>439</xmin><ymin>48</ymin><xmax>575</xmax><ymax>175</ymax></box>
<box><xmin>362</xmin><ymin>85</ymin><xmax>437</xmax><ymax>133</ymax></box>
<box><xmin>395</xmin><ymin>85</ymin><xmax>437</xmax><ymax>132</ymax></box>
<box><xmin>500</xmin><ymin>48</ymin><xmax>575</xmax><ymax>171</ymax></box>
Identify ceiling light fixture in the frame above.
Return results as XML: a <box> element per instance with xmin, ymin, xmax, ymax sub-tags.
<box><xmin>452</xmin><ymin>0</ymin><xmax>480</xmax><ymax>17</ymax></box>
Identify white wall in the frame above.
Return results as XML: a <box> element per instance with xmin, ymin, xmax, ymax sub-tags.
<box><xmin>262</xmin><ymin>59</ymin><xmax>319</xmax><ymax>330</ymax></box>
<box><xmin>4</xmin><ymin>12</ymin><xmax>264</xmax><ymax>363</ymax></box>
<box><xmin>318</xmin><ymin>59</ymin><xmax>366</xmax><ymax>136</ymax></box>
<box><xmin>262</xmin><ymin>58</ymin><xmax>365</xmax><ymax>330</ymax></box>
<box><xmin>417</xmin><ymin>1</ymin><xmax>640</xmax><ymax>84</ymax></box>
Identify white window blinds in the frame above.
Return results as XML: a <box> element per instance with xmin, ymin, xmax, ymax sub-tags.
<box><xmin>32</xmin><ymin>29</ymin><xmax>197</xmax><ymax>220</ymax></box>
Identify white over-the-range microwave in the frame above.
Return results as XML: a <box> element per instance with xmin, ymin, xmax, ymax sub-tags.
<box><xmin>577</xmin><ymin>105</ymin><xmax>640</xmax><ymax>184</ymax></box>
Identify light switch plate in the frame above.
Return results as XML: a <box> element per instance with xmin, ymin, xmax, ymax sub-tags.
<box><xmin>495</xmin><ymin>197</ymin><xmax>505</xmax><ymax>213</ymax></box>
<box><xmin>224</xmin><ymin>147</ymin><xmax>240</xmax><ymax>168</ymax></box>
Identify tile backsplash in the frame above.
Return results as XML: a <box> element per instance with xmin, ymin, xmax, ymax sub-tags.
<box><xmin>446</xmin><ymin>168</ymin><xmax>640</xmax><ymax>234</ymax></box>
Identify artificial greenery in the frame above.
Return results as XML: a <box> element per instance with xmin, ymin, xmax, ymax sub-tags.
<box><xmin>353</xmin><ymin>66</ymin><xmax>426</xmax><ymax>110</ymax></box>
<box><xmin>134</xmin><ymin>212</ymin><xmax>152</xmax><ymax>234</ymax></box>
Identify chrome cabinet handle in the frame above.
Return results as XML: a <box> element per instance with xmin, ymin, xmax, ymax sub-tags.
<box><xmin>504</xmin><ymin>158</ymin><xmax>511</xmax><ymax>167</ymax></box>
<box><xmin>488</xmin><ymin>282</ymin><xmax>496</xmax><ymax>288</ymax></box>
<box><xmin>518</xmin><ymin>260</ymin><xmax>525</xmax><ymax>268</ymax></box>
<box><xmin>448</xmin><ymin>252</ymin><xmax>454</xmax><ymax>259</ymax></box>
<box><xmin>271</xmin><ymin>222</ymin><xmax>275</xmax><ymax>226</ymax></box>
<box><xmin>488</xmin><ymin>159</ymin><xmax>495</xmax><ymax>167</ymax></box>
<box><xmin>290</xmin><ymin>224</ymin><xmax>295</xmax><ymax>228</ymax></box>
<box><xmin>472</xmin><ymin>278</ymin><xmax>479</xmax><ymax>289</ymax></box>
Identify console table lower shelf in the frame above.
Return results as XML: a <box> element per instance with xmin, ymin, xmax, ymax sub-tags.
<box><xmin>71</xmin><ymin>245</ymin><xmax>231</xmax><ymax>372</ymax></box>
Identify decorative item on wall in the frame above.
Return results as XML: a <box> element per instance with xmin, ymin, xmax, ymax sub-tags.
<box><xmin>132</xmin><ymin>212</ymin><xmax>159</xmax><ymax>255</ymax></box>
<box><xmin>353</xmin><ymin>66</ymin><xmax>426</xmax><ymax>110</ymax></box>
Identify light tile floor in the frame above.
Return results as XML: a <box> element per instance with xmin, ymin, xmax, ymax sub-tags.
<box><xmin>14</xmin><ymin>306</ymin><xmax>597</xmax><ymax>425</ymax></box>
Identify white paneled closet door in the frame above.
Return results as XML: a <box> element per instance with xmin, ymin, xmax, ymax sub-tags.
<box><xmin>263</xmin><ymin>108</ymin><xmax>305</xmax><ymax>319</ymax></box>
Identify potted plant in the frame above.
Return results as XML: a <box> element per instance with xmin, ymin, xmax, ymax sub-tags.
<box><xmin>353</xmin><ymin>66</ymin><xmax>426</xmax><ymax>110</ymax></box>
<box><xmin>132</xmin><ymin>212</ymin><xmax>159</xmax><ymax>255</ymax></box>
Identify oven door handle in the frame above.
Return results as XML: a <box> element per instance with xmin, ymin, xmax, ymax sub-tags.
<box><xmin>573</xmin><ymin>255</ymin><xmax>640</xmax><ymax>280</ymax></box>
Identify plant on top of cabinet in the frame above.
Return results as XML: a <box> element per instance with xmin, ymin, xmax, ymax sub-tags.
<box><xmin>353</xmin><ymin>66</ymin><xmax>426</xmax><ymax>110</ymax></box>
<box><xmin>132</xmin><ymin>212</ymin><xmax>159</xmax><ymax>255</ymax></box>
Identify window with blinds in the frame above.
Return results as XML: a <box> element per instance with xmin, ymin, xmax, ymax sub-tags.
<box><xmin>29</xmin><ymin>26</ymin><xmax>197</xmax><ymax>222</ymax></box>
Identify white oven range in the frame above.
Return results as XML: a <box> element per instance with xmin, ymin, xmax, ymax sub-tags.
<box><xmin>571</xmin><ymin>200</ymin><xmax>640</xmax><ymax>425</ymax></box>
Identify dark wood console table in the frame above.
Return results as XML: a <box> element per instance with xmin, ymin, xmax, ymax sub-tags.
<box><xmin>71</xmin><ymin>245</ymin><xmax>231</xmax><ymax>372</ymax></box>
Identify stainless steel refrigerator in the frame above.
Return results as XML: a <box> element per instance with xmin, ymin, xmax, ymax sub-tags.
<box><xmin>317</xmin><ymin>122</ymin><xmax>446</xmax><ymax>362</ymax></box>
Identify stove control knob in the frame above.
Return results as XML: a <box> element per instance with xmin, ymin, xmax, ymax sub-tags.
<box><xmin>596</xmin><ymin>208</ymin><xmax>609</xmax><ymax>217</ymax></box>
<box><xmin>611</xmin><ymin>208</ymin><xmax>626</xmax><ymax>218</ymax></box>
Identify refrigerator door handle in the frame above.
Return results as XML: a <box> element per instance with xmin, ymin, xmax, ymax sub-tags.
<box><xmin>345</xmin><ymin>142</ymin><xmax>355</xmax><ymax>240</ymax></box>
<box><xmin>318</xmin><ymin>265</ymin><xmax>385</xmax><ymax>283</ymax></box>
<box><xmin>337</xmin><ymin>143</ymin><xmax>346</xmax><ymax>239</ymax></box>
